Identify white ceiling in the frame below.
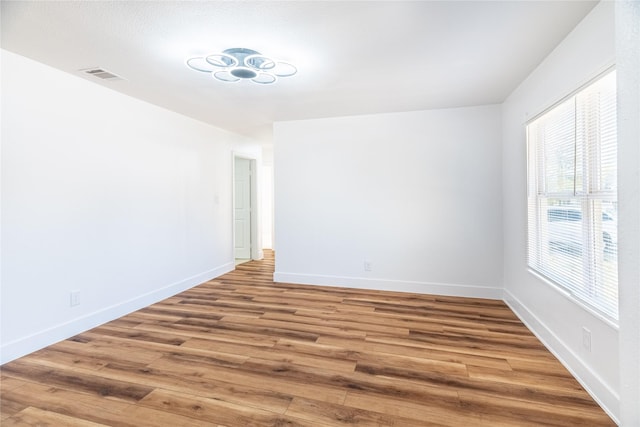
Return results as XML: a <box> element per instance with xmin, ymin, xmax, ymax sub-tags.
<box><xmin>1</xmin><ymin>1</ymin><xmax>597</xmax><ymax>142</ymax></box>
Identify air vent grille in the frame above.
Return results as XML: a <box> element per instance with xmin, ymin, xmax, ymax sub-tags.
<box><xmin>80</xmin><ymin>68</ymin><xmax>122</xmax><ymax>81</ymax></box>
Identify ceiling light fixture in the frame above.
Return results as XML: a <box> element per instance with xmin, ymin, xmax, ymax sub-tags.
<box><xmin>186</xmin><ymin>48</ymin><xmax>297</xmax><ymax>85</ymax></box>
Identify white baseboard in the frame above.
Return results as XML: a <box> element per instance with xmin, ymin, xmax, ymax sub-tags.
<box><xmin>273</xmin><ymin>272</ymin><xmax>502</xmax><ymax>300</ymax></box>
<box><xmin>503</xmin><ymin>289</ymin><xmax>620</xmax><ymax>425</ymax></box>
<box><xmin>0</xmin><ymin>262</ymin><xmax>234</xmax><ymax>365</ymax></box>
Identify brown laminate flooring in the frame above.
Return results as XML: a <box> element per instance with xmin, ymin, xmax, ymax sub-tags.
<box><xmin>0</xmin><ymin>250</ymin><xmax>615</xmax><ymax>426</ymax></box>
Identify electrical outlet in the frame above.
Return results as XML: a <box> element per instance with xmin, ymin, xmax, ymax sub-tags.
<box><xmin>364</xmin><ymin>260</ymin><xmax>372</xmax><ymax>272</ymax></box>
<box><xmin>582</xmin><ymin>327</ymin><xmax>591</xmax><ymax>352</ymax></box>
<box><xmin>70</xmin><ymin>291</ymin><xmax>81</xmax><ymax>307</ymax></box>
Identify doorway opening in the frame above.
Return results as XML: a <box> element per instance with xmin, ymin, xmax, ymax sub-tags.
<box><xmin>233</xmin><ymin>156</ymin><xmax>256</xmax><ymax>265</ymax></box>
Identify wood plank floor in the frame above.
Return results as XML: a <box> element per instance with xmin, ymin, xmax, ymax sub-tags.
<box><xmin>1</xmin><ymin>250</ymin><xmax>615</xmax><ymax>426</ymax></box>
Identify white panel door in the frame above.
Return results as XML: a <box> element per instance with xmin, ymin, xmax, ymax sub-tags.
<box><xmin>234</xmin><ymin>157</ymin><xmax>251</xmax><ymax>259</ymax></box>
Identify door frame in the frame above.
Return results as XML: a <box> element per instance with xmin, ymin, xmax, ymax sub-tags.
<box><xmin>232</xmin><ymin>153</ymin><xmax>261</xmax><ymax>261</ymax></box>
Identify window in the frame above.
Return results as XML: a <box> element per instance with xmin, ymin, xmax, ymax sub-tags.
<box><xmin>527</xmin><ymin>70</ymin><xmax>617</xmax><ymax>320</ymax></box>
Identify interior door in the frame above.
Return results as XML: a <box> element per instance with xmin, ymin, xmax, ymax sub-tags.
<box><xmin>234</xmin><ymin>157</ymin><xmax>251</xmax><ymax>259</ymax></box>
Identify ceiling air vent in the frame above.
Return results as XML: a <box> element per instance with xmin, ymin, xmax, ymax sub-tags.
<box><xmin>80</xmin><ymin>68</ymin><xmax>123</xmax><ymax>81</ymax></box>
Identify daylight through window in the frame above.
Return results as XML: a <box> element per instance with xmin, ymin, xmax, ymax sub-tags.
<box><xmin>527</xmin><ymin>70</ymin><xmax>617</xmax><ymax>320</ymax></box>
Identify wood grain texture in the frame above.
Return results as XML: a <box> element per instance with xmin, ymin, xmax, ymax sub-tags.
<box><xmin>1</xmin><ymin>250</ymin><xmax>615</xmax><ymax>426</ymax></box>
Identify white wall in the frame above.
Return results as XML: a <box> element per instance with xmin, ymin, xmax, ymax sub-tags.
<box><xmin>0</xmin><ymin>50</ymin><xmax>259</xmax><ymax>363</ymax></box>
<box><xmin>501</xmin><ymin>2</ymin><xmax>619</xmax><ymax>421</ymax></box>
<box><xmin>274</xmin><ymin>105</ymin><xmax>503</xmax><ymax>298</ymax></box>
<box><xmin>616</xmin><ymin>1</ymin><xmax>640</xmax><ymax>425</ymax></box>
<box><xmin>261</xmin><ymin>145</ymin><xmax>274</xmax><ymax>250</ymax></box>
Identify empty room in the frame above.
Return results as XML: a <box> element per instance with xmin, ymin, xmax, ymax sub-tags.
<box><xmin>1</xmin><ymin>1</ymin><xmax>639</xmax><ymax>426</ymax></box>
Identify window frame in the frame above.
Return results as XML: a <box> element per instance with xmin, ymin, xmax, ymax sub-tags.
<box><xmin>526</xmin><ymin>68</ymin><xmax>618</xmax><ymax>322</ymax></box>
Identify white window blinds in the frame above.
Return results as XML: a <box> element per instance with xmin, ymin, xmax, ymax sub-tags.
<box><xmin>527</xmin><ymin>70</ymin><xmax>618</xmax><ymax>320</ymax></box>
